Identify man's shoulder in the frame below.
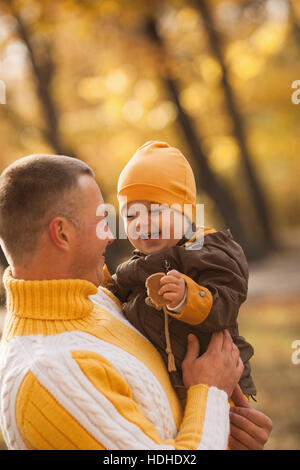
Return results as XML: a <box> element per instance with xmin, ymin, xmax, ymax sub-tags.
<box><xmin>0</xmin><ymin>331</ymin><xmax>101</xmax><ymax>422</ymax></box>
<box><xmin>0</xmin><ymin>331</ymin><xmax>105</xmax><ymax>372</ymax></box>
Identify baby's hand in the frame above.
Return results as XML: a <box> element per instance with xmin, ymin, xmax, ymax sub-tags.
<box><xmin>158</xmin><ymin>270</ymin><xmax>186</xmax><ymax>309</ymax></box>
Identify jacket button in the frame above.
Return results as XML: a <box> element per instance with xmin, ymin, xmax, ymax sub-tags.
<box><xmin>200</xmin><ymin>290</ymin><xmax>206</xmax><ymax>297</ymax></box>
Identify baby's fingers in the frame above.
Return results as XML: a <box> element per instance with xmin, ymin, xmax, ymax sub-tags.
<box><xmin>160</xmin><ymin>275</ymin><xmax>180</xmax><ymax>286</ymax></box>
<box><xmin>166</xmin><ymin>269</ymin><xmax>182</xmax><ymax>278</ymax></box>
<box><xmin>163</xmin><ymin>292</ymin><xmax>179</xmax><ymax>303</ymax></box>
<box><xmin>159</xmin><ymin>283</ymin><xmax>179</xmax><ymax>295</ymax></box>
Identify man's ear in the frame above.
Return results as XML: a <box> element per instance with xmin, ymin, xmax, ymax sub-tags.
<box><xmin>48</xmin><ymin>217</ymin><xmax>73</xmax><ymax>251</ymax></box>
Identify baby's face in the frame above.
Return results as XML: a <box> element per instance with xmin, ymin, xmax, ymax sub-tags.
<box><xmin>122</xmin><ymin>200</ymin><xmax>186</xmax><ymax>255</ymax></box>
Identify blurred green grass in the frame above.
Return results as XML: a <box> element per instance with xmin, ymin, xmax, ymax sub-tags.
<box><xmin>0</xmin><ymin>295</ymin><xmax>299</xmax><ymax>450</ymax></box>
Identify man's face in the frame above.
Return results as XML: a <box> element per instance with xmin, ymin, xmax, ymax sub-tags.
<box><xmin>70</xmin><ymin>175</ymin><xmax>114</xmax><ymax>286</ymax></box>
<box><xmin>123</xmin><ymin>200</ymin><xmax>185</xmax><ymax>255</ymax></box>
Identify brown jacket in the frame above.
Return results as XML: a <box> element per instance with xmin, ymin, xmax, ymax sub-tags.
<box><xmin>104</xmin><ymin>227</ymin><xmax>256</xmax><ymax>395</ymax></box>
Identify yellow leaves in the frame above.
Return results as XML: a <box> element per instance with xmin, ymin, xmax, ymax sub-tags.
<box><xmin>78</xmin><ymin>68</ymin><xmax>132</xmax><ymax>103</ymax></box>
<box><xmin>98</xmin><ymin>0</ymin><xmax>121</xmax><ymax>18</ymax></box>
<box><xmin>60</xmin><ymin>107</ymin><xmax>103</xmax><ymax>133</ymax></box>
<box><xmin>134</xmin><ymin>80</ymin><xmax>157</xmax><ymax>105</ymax></box>
<box><xmin>77</xmin><ymin>76</ymin><xmax>107</xmax><ymax>102</ymax></box>
<box><xmin>193</xmin><ymin>54</ymin><xmax>223</xmax><ymax>85</ymax></box>
<box><xmin>226</xmin><ymin>40</ymin><xmax>265</xmax><ymax>81</ymax></box>
<box><xmin>121</xmin><ymin>96</ymin><xmax>178</xmax><ymax>130</ymax></box>
<box><xmin>225</xmin><ymin>21</ymin><xmax>288</xmax><ymax>82</ymax></box>
<box><xmin>208</xmin><ymin>136</ymin><xmax>240</xmax><ymax>172</ymax></box>
<box><xmin>230</xmin><ymin>53</ymin><xmax>265</xmax><ymax>81</ymax></box>
<box><xmin>77</xmin><ymin>70</ymin><xmax>175</xmax><ymax>130</ymax></box>
<box><xmin>176</xmin><ymin>7</ymin><xmax>200</xmax><ymax>33</ymax></box>
<box><xmin>0</xmin><ymin>0</ymin><xmax>298</xmax><ymax>235</ymax></box>
<box><xmin>252</xmin><ymin>22</ymin><xmax>288</xmax><ymax>56</ymax></box>
<box><xmin>20</xmin><ymin>127</ymin><xmax>51</xmax><ymax>154</ymax></box>
<box><xmin>100</xmin><ymin>96</ymin><xmax>124</xmax><ymax>125</ymax></box>
<box><xmin>146</xmin><ymin>101</ymin><xmax>177</xmax><ymax>130</ymax></box>
<box><xmin>180</xmin><ymin>83</ymin><xmax>208</xmax><ymax>114</ymax></box>
<box><xmin>106</xmin><ymin>69</ymin><xmax>129</xmax><ymax>94</ymax></box>
<box><xmin>122</xmin><ymin>99</ymin><xmax>143</xmax><ymax>123</ymax></box>
<box><xmin>110</xmin><ymin>131</ymin><xmax>138</xmax><ymax>163</ymax></box>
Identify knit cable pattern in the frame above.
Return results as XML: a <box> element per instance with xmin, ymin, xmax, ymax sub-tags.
<box><xmin>0</xmin><ymin>331</ymin><xmax>177</xmax><ymax>449</ymax></box>
<box><xmin>90</xmin><ymin>287</ymin><xmax>148</xmax><ymax>339</ymax></box>
<box><xmin>0</xmin><ymin>338</ymin><xmax>28</xmax><ymax>449</ymax></box>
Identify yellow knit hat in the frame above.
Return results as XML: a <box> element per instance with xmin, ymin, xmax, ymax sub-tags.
<box><xmin>117</xmin><ymin>141</ymin><xmax>196</xmax><ymax>221</ymax></box>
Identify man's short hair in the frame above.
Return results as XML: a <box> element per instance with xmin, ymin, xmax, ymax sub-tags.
<box><xmin>0</xmin><ymin>154</ymin><xmax>95</xmax><ymax>263</ymax></box>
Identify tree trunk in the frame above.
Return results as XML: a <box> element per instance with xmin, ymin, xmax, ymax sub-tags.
<box><xmin>11</xmin><ymin>5</ymin><xmax>74</xmax><ymax>157</ymax></box>
<box><xmin>0</xmin><ymin>3</ymin><xmax>82</xmax><ymax>273</ymax></box>
<box><xmin>196</xmin><ymin>0</ymin><xmax>276</xmax><ymax>251</ymax></box>
<box><xmin>288</xmin><ymin>0</ymin><xmax>300</xmax><ymax>47</ymax></box>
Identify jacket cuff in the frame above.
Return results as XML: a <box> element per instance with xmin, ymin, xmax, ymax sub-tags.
<box><xmin>166</xmin><ymin>274</ymin><xmax>213</xmax><ymax>325</ymax></box>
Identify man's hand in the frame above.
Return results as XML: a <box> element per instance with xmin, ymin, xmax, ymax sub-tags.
<box><xmin>182</xmin><ymin>331</ymin><xmax>244</xmax><ymax>398</ymax></box>
<box><xmin>229</xmin><ymin>385</ymin><xmax>272</xmax><ymax>450</ymax></box>
<box><xmin>159</xmin><ymin>269</ymin><xmax>186</xmax><ymax>309</ymax></box>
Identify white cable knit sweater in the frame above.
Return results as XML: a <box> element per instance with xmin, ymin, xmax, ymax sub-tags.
<box><xmin>0</xmin><ymin>268</ymin><xmax>230</xmax><ymax>450</ymax></box>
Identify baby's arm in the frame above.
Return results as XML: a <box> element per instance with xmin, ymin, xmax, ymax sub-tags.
<box><xmin>159</xmin><ymin>270</ymin><xmax>213</xmax><ymax>324</ymax></box>
<box><xmin>159</xmin><ymin>235</ymin><xmax>249</xmax><ymax>331</ymax></box>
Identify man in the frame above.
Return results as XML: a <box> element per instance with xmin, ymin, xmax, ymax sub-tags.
<box><xmin>0</xmin><ymin>155</ymin><xmax>272</xmax><ymax>450</ymax></box>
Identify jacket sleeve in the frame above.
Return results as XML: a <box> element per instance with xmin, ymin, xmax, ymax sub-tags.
<box><xmin>15</xmin><ymin>352</ymin><xmax>230</xmax><ymax>450</ymax></box>
<box><xmin>166</xmin><ymin>230</ymin><xmax>249</xmax><ymax>332</ymax></box>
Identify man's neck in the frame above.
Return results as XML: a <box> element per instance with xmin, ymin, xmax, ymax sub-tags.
<box><xmin>11</xmin><ymin>257</ymin><xmax>70</xmax><ymax>282</ymax></box>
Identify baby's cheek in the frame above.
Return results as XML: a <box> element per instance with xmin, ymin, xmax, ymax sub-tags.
<box><xmin>125</xmin><ymin>220</ymin><xmax>137</xmax><ymax>240</ymax></box>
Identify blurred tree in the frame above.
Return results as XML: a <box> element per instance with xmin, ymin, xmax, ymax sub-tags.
<box><xmin>196</xmin><ymin>0</ymin><xmax>276</xmax><ymax>251</ymax></box>
<box><xmin>0</xmin><ymin>0</ymin><xmax>298</xmax><ymax>278</ymax></box>
<box><xmin>289</xmin><ymin>0</ymin><xmax>300</xmax><ymax>46</ymax></box>
<box><xmin>0</xmin><ymin>0</ymin><xmax>74</xmax><ymax>274</ymax></box>
<box><xmin>7</xmin><ymin>1</ymin><xmax>74</xmax><ymax>156</ymax></box>
<box><xmin>144</xmin><ymin>15</ymin><xmax>261</xmax><ymax>258</ymax></box>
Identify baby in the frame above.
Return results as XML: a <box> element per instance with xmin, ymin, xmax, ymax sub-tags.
<box><xmin>104</xmin><ymin>141</ymin><xmax>256</xmax><ymax>401</ymax></box>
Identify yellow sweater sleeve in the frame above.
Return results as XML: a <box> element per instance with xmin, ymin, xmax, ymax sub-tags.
<box><xmin>166</xmin><ymin>274</ymin><xmax>213</xmax><ymax>325</ymax></box>
<box><xmin>15</xmin><ymin>350</ymin><xmax>229</xmax><ymax>450</ymax></box>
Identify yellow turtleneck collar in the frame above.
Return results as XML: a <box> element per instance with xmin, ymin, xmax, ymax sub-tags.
<box><xmin>3</xmin><ymin>267</ymin><xmax>98</xmax><ymax>320</ymax></box>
